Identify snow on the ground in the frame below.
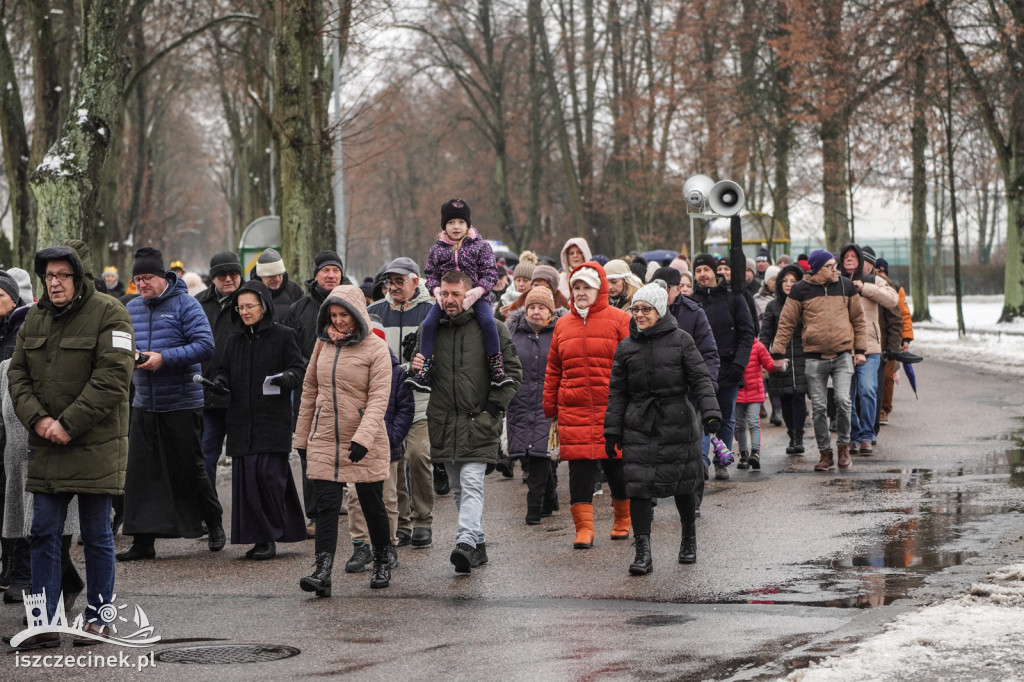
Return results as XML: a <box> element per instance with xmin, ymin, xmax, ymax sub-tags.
<box><xmin>910</xmin><ymin>296</ymin><xmax>1024</xmax><ymax>377</ymax></box>
<box><xmin>788</xmin><ymin>565</ymin><xmax>1024</xmax><ymax>681</ymax></box>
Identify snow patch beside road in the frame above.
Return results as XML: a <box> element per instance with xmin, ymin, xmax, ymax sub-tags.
<box><xmin>789</xmin><ymin>565</ymin><xmax>1024</xmax><ymax>681</ymax></box>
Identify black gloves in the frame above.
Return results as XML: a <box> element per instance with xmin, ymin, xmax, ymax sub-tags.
<box><xmin>211</xmin><ymin>378</ymin><xmax>230</xmax><ymax>395</ymax></box>
<box><xmin>269</xmin><ymin>372</ymin><xmax>290</xmax><ymax>388</ymax></box>
<box><xmin>483</xmin><ymin>401</ymin><xmax>502</xmax><ymax>419</ymax></box>
<box><xmin>720</xmin><ymin>364</ymin><xmax>745</xmax><ymax>386</ymax></box>
<box><xmin>605</xmin><ymin>438</ymin><xmax>620</xmax><ymax>459</ymax></box>
<box><xmin>401</xmin><ymin>331</ymin><xmax>419</xmax><ymax>364</ymax></box>
<box><xmin>349</xmin><ymin>441</ymin><xmax>368</xmax><ymax>463</ymax></box>
<box><xmin>703</xmin><ymin>418</ymin><xmax>721</xmax><ymax>436</ymax></box>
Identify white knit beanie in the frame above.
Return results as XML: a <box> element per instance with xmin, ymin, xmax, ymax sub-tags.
<box><xmin>632</xmin><ymin>280</ymin><xmax>668</xmax><ymax>318</ymax></box>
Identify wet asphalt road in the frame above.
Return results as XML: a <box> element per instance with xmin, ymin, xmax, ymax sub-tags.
<box><xmin>1</xmin><ymin>359</ymin><xmax>1022</xmax><ymax>681</ymax></box>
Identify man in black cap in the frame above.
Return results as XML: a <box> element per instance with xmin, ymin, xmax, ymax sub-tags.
<box><xmin>195</xmin><ymin>251</ymin><xmax>245</xmax><ymax>496</ymax></box>
<box><xmin>367</xmin><ymin>257</ymin><xmax>436</xmax><ymax>550</ymax></box>
<box><xmin>284</xmin><ymin>249</ymin><xmax>352</xmax><ymax>535</ymax></box>
<box><xmin>119</xmin><ymin>246</ymin><xmax>225</xmax><ymax>561</ymax></box>
<box><xmin>690</xmin><ymin>253</ymin><xmax>755</xmax><ymax>485</ymax></box>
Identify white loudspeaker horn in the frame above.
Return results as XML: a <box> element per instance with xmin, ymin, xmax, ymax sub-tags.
<box><xmin>683</xmin><ymin>174</ymin><xmax>715</xmax><ymax>210</ymax></box>
<box><xmin>709</xmin><ymin>180</ymin><xmax>745</xmax><ymax>216</ymax></box>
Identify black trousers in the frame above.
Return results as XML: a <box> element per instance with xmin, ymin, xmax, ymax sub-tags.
<box><xmin>525</xmin><ymin>457</ymin><xmax>557</xmax><ymax>510</ymax></box>
<box><xmin>629</xmin><ymin>494</ymin><xmax>696</xmax><ymax>536</ymax></box>
<box><xmin>568</xmin><ymin>459</ymin><xmax>626</xmax><ymax>505</ymax></box>
<box><xmin>312</xmin><ymin>480</ymin><xmax>388</xmax><ymax>556</ymax></box>
<box><xmin>780</xmin><ymin>392</ymin><xmax>808</xmax><ymax>432</ymax></box>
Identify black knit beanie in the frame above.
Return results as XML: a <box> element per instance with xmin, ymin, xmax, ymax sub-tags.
<box><xmin>132</xmin><ymin>247</ymin><xmax>165</xmax><ymax>278</ymax></box>
<box><xmin>209</xmin><ymin>250</ymin><xmax>242</xmax><ymax>278</ymax></box>
<box><xmin>692</xmin><ymin>253</ymin><xmax>717</xmax><ymax>272</ymax></box>
<box><xmin>441</xmin><ymin>198</ymin><xmax>471</xmax><ymax>230</ymax></box>
<box><xmin>314</xmin><ymin>250</ymin><xmax>344</xmax><ymax>275</ymax></box>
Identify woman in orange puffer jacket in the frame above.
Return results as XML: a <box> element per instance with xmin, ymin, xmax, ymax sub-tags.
<box><xmin>543</xmin><ymin>262</ymin><xmax>631</xmax><ymax>549</ymax></box>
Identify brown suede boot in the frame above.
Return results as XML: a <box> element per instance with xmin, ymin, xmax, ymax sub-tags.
<box><xmin>837</xmin><ymin>443</ymin><xmax>852</xmax><ymax>470</ymax></box>
<box><xmin>610</xmin><ymin>499</ymin><xmax>631</xmax><ymax>540</ymax></box>
<box><xmin>570</xmin><ymin>503</ymin><xmax>594</xmax><ymax>549</ymax></box>
<box><xmin>814</xmin><ymin>449</ymin><xmax>834</xmax><ymax>472</ymax></box>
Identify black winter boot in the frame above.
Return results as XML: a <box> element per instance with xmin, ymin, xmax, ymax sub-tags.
<box><xmin>793</xmin><ymin>430</ymin><xmax>805</xmax><ymax>454</ymax></box>
<box><xmin>737</xmin><ymin>451</ymin><xmax>750</xmax><ymax>470</ymax></box>
<box><xmin>299</xmin><ymin>552</ymin><xmax>334</xmax><ymax>597</ymax></box>
<box><xmin>748</xmin><ymin>448</ymin><xmax>760</xmax><ymax>470</ymax></box>
<box><xmin>679</xmin><ymin>525</ymin><xmax>697</xmax><ymax>564</ymax></box>
<box><xmin>785</xmin><ymin>430</ymin><xmax>798</xmax><ymax>455</ymax></box>
<box><xmin>486</xmin><ymin>352</ymin><xmax>514</xmax><ymax>387</ymax></box>
<box><xmin>405</xmin><ymin>358</ymin><xmax>434</xmax><ymax>393</ymax></box>
<box><xmin>678</xmin><ymin>493</ymin><xmax>697</xmax><ymax>564</ymax></box>
<box><xmin>629</xmin><ymin>535</ymin><xmax>653</xmax><ymax>575</ymax></box>
<box><xmin>370</xmin><ymin>546</ymin><xmax>391</xmax><ymax>589</ymax></box>
<box><xmin>344</xmin><ymin>542</ymin><xmax>373</xmax><ymax>573</ymax></box>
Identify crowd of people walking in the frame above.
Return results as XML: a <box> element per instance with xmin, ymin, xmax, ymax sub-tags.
<box><xmin>0</xmin><ymin>197</ymin><xmax>914</xmax><ymax>651</ymax></box>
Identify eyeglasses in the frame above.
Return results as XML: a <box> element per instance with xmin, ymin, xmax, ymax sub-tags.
<box><xmin>235</xmin><ymin>303</ymin><xmax>262</xmax><ymax>312</ymax></box>
<box><xmin>132</xmin><ymin>274</ymin><xmax>157</xmax><ymax>285</ymax></box>
<box><xmin>386</xmin><ymin>277</ymin><xmax>409</xmax><ymax>288</ymax></box>
<box><xmin>629</xmin><ymin>305</ymin><xmax>655</xmax><ymax>315</ymax></box>
<box><xmin>44</xmin><ymin>272</ymin><xmax>74</xmax><ymax>283</ymax></box>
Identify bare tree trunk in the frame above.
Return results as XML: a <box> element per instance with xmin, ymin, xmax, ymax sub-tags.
<box><xmin>533</xmin><ymin>0</ymin><xmax>584</xmax><ymax>234</ymax></box>
<box><xmin>32</xmin><ymin>0</ymin><xmax>128</xmax><ymax>253</ymax></box>
<box><xmin>525</xmin><ymin>3</ymin><xmax>542</xmax><ymax>238</ymax></box>
<box><xmin>820</xmin><ymin>114</ymin><xmax>850</xmax><ymax>252</ymax></box>
<box><xmin>0</xmin><ymin>14</ymin><xmax>35</xmax><ymax>269</ymax></box>
<box><xmin>273</xmin><ymin>0</ymin><xmax>334</xmax><ymax>276</ymax></box>
<box><xmin>910</xmin><ymin>33</ymin><xmax>930</xmax><ymax>321</ymax></box>
<box><xmin>26</xmin><ymin>0</ymin><xmax>70</xmax><ymax>168</ymax></box>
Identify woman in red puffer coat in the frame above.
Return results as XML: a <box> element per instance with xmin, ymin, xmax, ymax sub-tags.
<box><xmin>543</xmin><ymin>262</ymin><xmax>631</xmax><ymax>550</ymax></box>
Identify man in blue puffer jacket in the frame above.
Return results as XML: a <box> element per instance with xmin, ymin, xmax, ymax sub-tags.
<box><xmin>118</xmin><ymin>247</ymin><xmax>226</xmax><ymax>561</ymax></box>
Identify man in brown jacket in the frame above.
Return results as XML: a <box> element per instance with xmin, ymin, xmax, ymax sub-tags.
<box><xmin>770</xmin><ymin>250</ymin><xmax>867</xmax><ymax>472</ymax></box>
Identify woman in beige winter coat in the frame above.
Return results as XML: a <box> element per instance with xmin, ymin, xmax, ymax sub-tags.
<box><xmin>294</xmin><ymin>285</ymin><xmax>393</xmax><ymax>595</ymax></box>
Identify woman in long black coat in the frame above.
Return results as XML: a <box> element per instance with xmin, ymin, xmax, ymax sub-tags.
<box><xmin>604</xmin><ymin>281</ymin><xmax>720</xmax><ymax>575</ymax></box>
<box><xmin>213</xmin><ymin>280</ymin><xmax>308</xmax><ymax>559</ymax></box>
<box><xmin>759</xmin><ymin>264</ymin><xmax>809</xmax><ymax>455</ymax></box>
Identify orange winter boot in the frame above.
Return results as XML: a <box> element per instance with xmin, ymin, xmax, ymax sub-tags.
<box><xmin>611</xmin><ymin>498</ymin><xmax>631</xmax><ymax>540</ymax></box>
<box><xmin>570</xmin><ymin>503</ymin><xmax>594</xmax><ymax>549</ymax></box>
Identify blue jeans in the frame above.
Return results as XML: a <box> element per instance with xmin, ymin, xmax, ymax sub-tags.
<box><xmin>850</xmin><ymin>353</ymin><xmax>881</xmax><ymax>443</ymax></box>
<box><xmin>805</xmin><ymin>354</ymin><xmax>854</xmax><ymax>452</ymax></box>
<box><xmin>202</xmin><ymin>408</ymin><xmax>228</xmax><ymax>491</ymax></box>
<box><xmin>31</xmin><ymin>493</ymin><xmax>114</xmax><ymax>624</ymax></box>
<box><xmin>444</xmin><ymin>462</ymin><xmax>487</xmax><ymax>547</ymax></box>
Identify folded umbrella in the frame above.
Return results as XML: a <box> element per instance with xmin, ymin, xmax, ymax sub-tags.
<box><xmin>903</xmin><ymin>362</ymin><xmax>918</xmax><ymax>399</ymax></box>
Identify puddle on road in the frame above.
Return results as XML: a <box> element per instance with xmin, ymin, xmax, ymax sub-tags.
<box><xmin>736</xmin><ymin>437</ymin><xmax>1024</xmax><ymax>610</ymax></box>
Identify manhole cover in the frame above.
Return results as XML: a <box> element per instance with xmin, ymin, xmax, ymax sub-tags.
<box><xmin>155</xmin><ymin>644</ymin><xmax>300</xmax><ymax>664</ymax></box>
<box><xmin>626</xmin><ymin>614</ymin><xmax>693</xmax><ymax>627</ymax></box>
